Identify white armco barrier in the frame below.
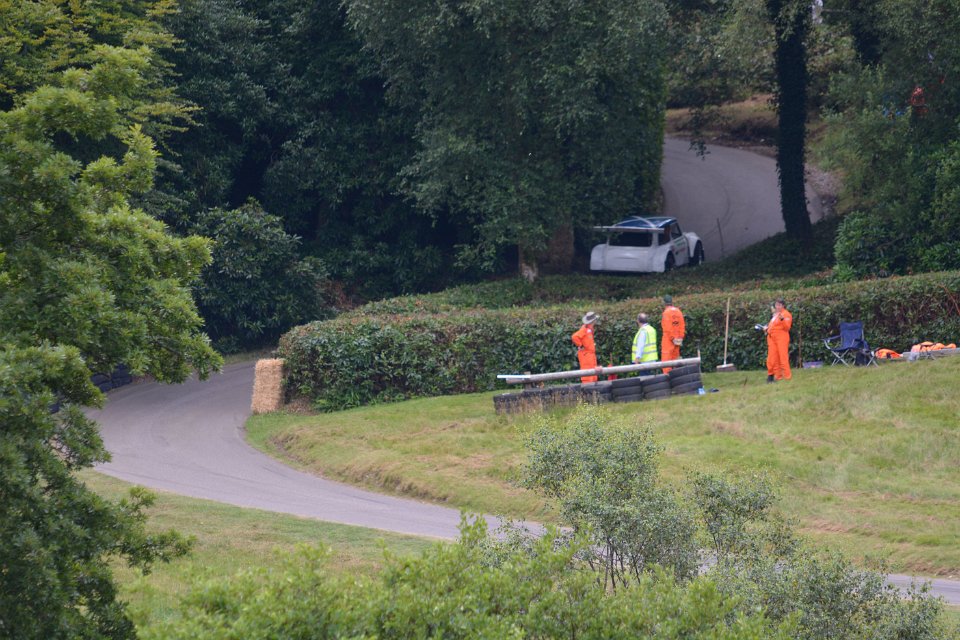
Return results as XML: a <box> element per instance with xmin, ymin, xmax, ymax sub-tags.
<box><xmin>497</xmin><ymin>356</ymin><xmax>701</xmax><ymax>386</ymax></box>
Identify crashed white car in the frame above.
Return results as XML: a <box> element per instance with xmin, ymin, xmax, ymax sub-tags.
<box><xmin>590</xmin><ymin>216</ymin><xmax>704</xmax><ymax>273</ymax></box>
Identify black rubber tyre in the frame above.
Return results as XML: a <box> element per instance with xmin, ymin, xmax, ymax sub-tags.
<box><xmin>614</xmin><ymin>392</ymin><xmax>644</xmax><ymax>403</ymax></box>
<box><xmin>643</xmin><ymin>373</ymin><xmax>670</xmax><ymax>386</ymax></box>
<box><xmin>97</xmin><ymin>381</ymin><xmax>113</xmax><ymax>393</ymax></box>
<box><xmin>644</xmin><ymin>389</ymin><xmax>672</xmax><ymax>400</ymax></box>
<box><xmin>690</xmin><ymin>242</ymin><xmax>704</xmax><ymax>266</ymax></box>
<box><xmin>672</xmin><ymin>381</ymin><xmax>703</xmax><ymax>395</ymax></box>
<box><xmin>641</xmin><ymin>380</ymin><xmax>670</xmax><ymax>393</ymax></box>
<box><xmin>667</xmin><ymin>365</ymin><xmax>700</xmax><ymax>379</ymax></box>
<box><xmin>664</xmin><ymin>253</ymin><xmax>675</xmax><ymax>272</ymax></box>
<box><xmin>669</xmin><ymin>373</ymin><xmax>702</xmax><ymax>387</ymax></box>
<box><xmin>611</xmin><ymin>385</ymin><xmax>644</xmax><ymax>399</ymax></box>
<box><xmin>610</xmin><ymin>377</ymin><xmax>644</xmax><ymax>390</ymax></box>
<box><xmin>581</xmin><ymin>381</ymin><xmax>612</xmax><ymax>392</ymax></box>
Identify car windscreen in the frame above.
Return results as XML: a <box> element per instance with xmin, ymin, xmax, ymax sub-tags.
<box><xmin>608</xmin><ymin>232</ymin><xmax>653</xmax><ymax>247</ymax></box>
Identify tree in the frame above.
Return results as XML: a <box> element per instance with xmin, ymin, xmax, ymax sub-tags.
<box><xmin>822</xmin><ymin>0</ymin><xmax>960</xmax><ymax>276</ymax></box>
<box><xmin>162</xmin><ymin>0</ymin><xmax>470</xmax><ymax>299</ymax></box>
<box><xmin>767</xmin><ymin>0</ymin><xmax>814</xmax><ymax>241</ymax></box>
<box><xmin>0</xmin><ymin>45</ymin><xmax>219</xmax><ymax>638</ymax></box>
<box><xmin>345</xmin><ymin>0</ymin><xmax>669</xmax><ymax>279</ymax></box>
<box><xmin>194</xmin><ymin>200</ymin><xmax>335</xmax><ymax>351</ymax></box>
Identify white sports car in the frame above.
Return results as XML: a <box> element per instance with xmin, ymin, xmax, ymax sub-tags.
<box><xmin>590</xmin><ymin>216</ymin><xmax>704</xmax><ymax>273</ymax></box>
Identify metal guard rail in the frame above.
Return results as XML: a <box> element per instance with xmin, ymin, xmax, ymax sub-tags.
<box><xmin>497</xmin><ymin>356</ymin><xmax>702</xmax><ymax>387</ymax></box>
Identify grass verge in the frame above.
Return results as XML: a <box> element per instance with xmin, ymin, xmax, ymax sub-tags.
<box><xmin>80</xmin><ymin>471</ymin><xmax>433</xmax><ymax>630</ymax></box>
<box><xmin>248</xmin><ymin>357</ymin><xmax>960</xmax><ymax>579</ymax></box>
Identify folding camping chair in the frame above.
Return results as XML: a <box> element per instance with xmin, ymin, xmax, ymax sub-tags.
<box><xmin>823</xmin><ymin>321</ymin><xmax>877</xmax><ymax>366</ymax></box>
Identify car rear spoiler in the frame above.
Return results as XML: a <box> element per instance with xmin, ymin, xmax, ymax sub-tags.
<box><xmin>592</xmin><ymin>226</ymin><xmax>657</xmax><ymax>233</ymax></box>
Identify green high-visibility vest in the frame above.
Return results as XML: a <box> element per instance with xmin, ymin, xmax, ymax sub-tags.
<box><xmin>632</xmin><ymin>323</ymin><xmax>658</xmax><ymax>363</ymax></box>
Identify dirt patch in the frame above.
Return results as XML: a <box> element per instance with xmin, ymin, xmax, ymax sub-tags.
<box><xmin>711</xmin><ymin>420</ymin><xmax>746</xmax><ymax>438</ymax></box>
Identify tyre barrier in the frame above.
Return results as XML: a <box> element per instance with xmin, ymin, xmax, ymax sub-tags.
<box><xmin>51</xmin><ymin>365</ymin><xmax>135</xmax><ymax>414</ymax></box>
<box><xmin>493</xmin><ymin>365</ymin><xmax>705</xmax><ymax>414</ymax></box>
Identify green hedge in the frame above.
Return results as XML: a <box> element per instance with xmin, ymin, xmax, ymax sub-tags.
<box><xmin>279</xmin><ymin>271</ymin><xmax>960</xmax><ymax>410</ymax></box>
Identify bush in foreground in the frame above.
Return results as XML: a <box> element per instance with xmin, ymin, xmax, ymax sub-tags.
<box><xmin>145</xmin><ymin>519</ymin><xmax>794</xmax><ymax>639</ymax></box>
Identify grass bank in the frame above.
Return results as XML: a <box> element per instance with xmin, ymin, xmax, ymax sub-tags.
<box><xmin>248</xmin><ymin>357</ymin><xmax>960</xmax><ymax>579</ymax></box>
<box><xmin>80</xmin><ymin>472</ymin><xmax>433</xmax><ymax>630</ymax></box>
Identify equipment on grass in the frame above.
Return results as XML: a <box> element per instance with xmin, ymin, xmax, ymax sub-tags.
<box><xmin>717</xmin><ymin>297</ymin><xmax>737</xmax><ymax>372</ymax></box>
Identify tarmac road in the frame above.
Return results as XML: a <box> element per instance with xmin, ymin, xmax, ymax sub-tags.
<box><xmin>91</xmin><ymin>361</ymin><xmax>493</xmax><ymax>540</ymax></box>
<box><xmin>661</xmin><ymin>137</ymin><xmax>824</xmax><ymax>261</ymax></box>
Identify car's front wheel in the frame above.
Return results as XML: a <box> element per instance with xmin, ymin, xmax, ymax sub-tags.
<box><xmin>664</xmin><ymin>253</ymin><xmax>675</xmax><ymax>272</ymax></box>
<box><xmin>690</xmin><ymin>242</ymin><xmax>704</xmax><ymax>266</ymax></box>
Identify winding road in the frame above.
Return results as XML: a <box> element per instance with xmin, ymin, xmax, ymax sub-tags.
<box><xmin>91</xmin><ymin>142</ymin><xmax>958</xmax><ymax>604</ymax></box>
<box><xmin>661</xmin><ymin>137</ymin><xmax>824</xmax><ymax>260</ymax></box>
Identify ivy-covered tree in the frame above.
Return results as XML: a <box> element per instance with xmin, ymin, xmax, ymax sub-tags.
<box><xmin>345</xmin><ymin>0</ymin><xmax>669</xmax><ymax>279</ymax></box>
<box><xmin>767</xmin><ymin>0</ymin><xmax>813</xmax><ymax>241</ymax></box>
<box><xmin>0</xmin><ymin>44</ymin><xmax>219</xmax><ymax>638</ymax></box>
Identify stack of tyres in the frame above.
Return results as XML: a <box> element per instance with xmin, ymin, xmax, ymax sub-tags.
<box><xmin>641</xmin><ymin>374</ymin><xmax>672</xmax><ymax>400</ymax></box>
<box><xmin>610</xmin><ymin>377</ymin><xmax>644</xmax><ymax>403</ymax></box>
<box><xmin>668</xmin><ymin>364</ymin><xmax>703</xmax><ymax>395</ymax></box>
<box><xmin>551</xmin><ymin>383</ymin><xmax>579</xmax><ymax>408</ymax></box>
<box><xmin>91</xmin><ymin>373</ymin><xmax>113</xmax><ymax>393</ymax></box>
<box><xmin>581</xmin><ymin>381</ymin><xmax>612</xmax><ymax>405</ymax></box>
<box><xmin>494</xmin><ymin>393</ymin><xmax>525</xmax><ymax>415</ymax></box>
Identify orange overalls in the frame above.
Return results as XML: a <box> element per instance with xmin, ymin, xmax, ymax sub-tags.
<box><xmin>766</xmin><ymin>308</ymin><xmax>792</xmax><ymax>380</ymax></box>
<box><xmin>572</xmin><ymin>324</ymin><xmax>598</xmax><ymax>383</ymax></box>
<box><xmin>660</xmin><ymin>305</ymin><xmax>685</xmax><ymax>373</ymax></box>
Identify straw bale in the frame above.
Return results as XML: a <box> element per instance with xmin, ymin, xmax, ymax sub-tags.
<box><xmin>251</xmin><ymin>358</ymin><xmax>285</xmax><ymax>414</ymax></box>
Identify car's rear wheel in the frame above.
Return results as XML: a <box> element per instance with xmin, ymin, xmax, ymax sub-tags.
<box><xmin>664</xmin><ymin>253</ymin><xmax>675</xmax><ymax>272</ymax></box>
<box><xmin>690</xmin><ymin>242</ymin><xmax>704</xmax><ymax>266</ymax></box>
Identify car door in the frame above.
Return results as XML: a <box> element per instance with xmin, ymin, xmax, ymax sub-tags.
<box><xmin>669</xmin><ymin>222</ymin><xmax>689</xmax><ymax>266</ymax></box>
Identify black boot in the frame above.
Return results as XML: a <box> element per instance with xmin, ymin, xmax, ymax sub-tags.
<box><xmin>766</xmin><ymin>374</ymin><xmax>775</xmax><ymax>383</ymax></box>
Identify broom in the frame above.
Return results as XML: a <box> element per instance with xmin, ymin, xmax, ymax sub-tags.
<box><xmin>717</xmin><ymin>297</ymin><xmax>737</xmax><ymax>372</ymax></box>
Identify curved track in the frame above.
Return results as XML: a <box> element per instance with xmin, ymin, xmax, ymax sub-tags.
<box><xmin>661</xmin><ymin>137</ymin><xmax>824</xmax><ymax>260</ymax></box>
<box><xmin>91</xmin><ymin>362</ymin><xmax>490</xmax><ymax>539</ymax></box>
<box><xmin>91</xmin><ymin>142</ymin><xmax>957</xmax><ymax>604</ymax></box>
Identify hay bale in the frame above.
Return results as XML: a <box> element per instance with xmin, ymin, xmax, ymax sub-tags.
<box><xmin>251</xmin><ymin>358</ymin><xmax>285</xmax><ymax>414</ymax></box>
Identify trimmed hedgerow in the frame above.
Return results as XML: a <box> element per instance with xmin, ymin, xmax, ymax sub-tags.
<box><xmin>280</xmin><ymin>271</ymin><xmax>960</xmax><ymax>410</ymax></box>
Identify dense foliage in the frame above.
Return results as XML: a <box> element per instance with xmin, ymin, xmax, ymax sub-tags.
<box><xmin>194</xmin><ymin>201</ymin><xmax>335</xmax><ymax>351</ymax></box>
<box><xmin>0</xmin><ymin>35</ymin><xmax>217</xmax><ymax>640</ymax></box>
<box><xmin>145</xmin><ymin>518</ymin><xmax>796</xmax><ymax>639</ymax></box>
<box><xmin>345</xmin><ymin>0</ymin><xmax>669</xmax><ymax>276</ymax></box>
<box><xmin>822</xmin><ymin>0</ymin><xmax>960</xmax><ymax>277</ymax></box>
<box><xmin>160</xmin><ymin>0</ymin><xmax>481</xmax><ymax>299</ymax></box>
<box><xmin>280</xmin><ymin>270</ymin><xmax>960</xmax><ymax>409</ymax></box>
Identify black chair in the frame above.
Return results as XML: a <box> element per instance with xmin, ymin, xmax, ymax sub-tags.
<box><xmin>824</xmin><ymin>321</ymin><xmax>877</xmax><ymax>366</ymax></box>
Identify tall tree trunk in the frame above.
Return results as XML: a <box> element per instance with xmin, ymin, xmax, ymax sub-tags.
<box><xmin>768</xmin><ymin>0</ymin><xmax>813</xmax><ymax>241</ymax></box>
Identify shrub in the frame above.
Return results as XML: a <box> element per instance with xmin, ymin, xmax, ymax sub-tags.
<box><xmin>194</xmin><ymin>200</ymin><xmax>335</xmax><ymax>351</ymax></box>
<box><xmin>280</xmin><ymin>270</ymin><xmax>960</xmax><ymax>409</ymax></box>
<box><xmin>521</xmin><ymin>407</ymin><xmax>699</xmax><ymax>587</ymax></box>
<box><xmin>146</xmin><ymin>518</ymin><xmax>794</xmax><ymax>639</ymax></box>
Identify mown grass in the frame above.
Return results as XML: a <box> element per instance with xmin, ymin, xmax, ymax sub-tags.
<box><xmin>248</xmin><ymin>357</ymin><xmax>960</xmax><ymax>579</ymax></box>
<box><xmin>80</xmin><ymin>471</ymin><xmax>433</xmax><ymax>629</ymax></box>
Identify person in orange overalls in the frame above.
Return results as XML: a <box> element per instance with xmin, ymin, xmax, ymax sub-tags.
<box><xmin>764</xmin><ymin>298</ymin><xmax>792</xmax><ymax>382</ymax></box>
<box><xmin>660</xmin><ymin>295</ymin><xmax>685</xmax><ymax>373</ymax></box>
<box><xmin>572</xmin><ymin>311</ymin><xmax>600</xmax><ymax>383</ymax></box>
